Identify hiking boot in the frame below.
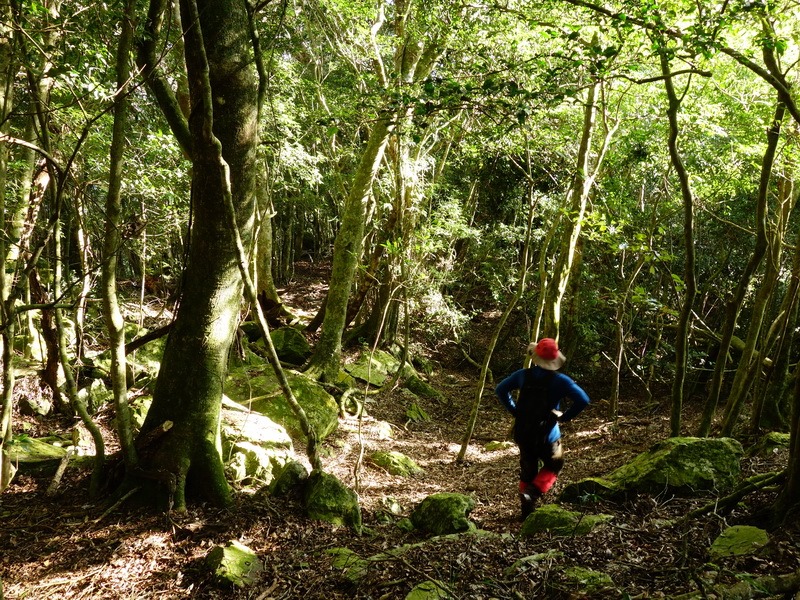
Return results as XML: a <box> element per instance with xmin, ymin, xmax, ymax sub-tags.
<box><xmin>519</xmin><ymin>489</ymin><xmax>540</xmax><ymax>520</ymax></box>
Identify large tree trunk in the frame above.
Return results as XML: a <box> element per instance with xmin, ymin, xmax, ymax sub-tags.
<box><xmin>135</xmin><ymin>0</ymin><xmax>259</xmax><ymax>511</ymax></box>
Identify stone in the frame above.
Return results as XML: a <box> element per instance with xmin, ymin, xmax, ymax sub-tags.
<box><xmin>710</xmin><ymin>525</ymin><xmax>769</xmax><ymax>559</ymax></box>
<box><xmin>405</xmin><ymin>580</ymin><xmax>452</xmax><ymax>599</ymax></box>
<box><xmin>369</xmin><ymin>450</ymin><xmax>424</xmax><ymax>477</ymax></box>
<box><xmin>326</xmin><ymin>548</ymin><xmax>370</xmax><ymax>582</ymax></box>
<box><xmin>520</xmin><ymin>504</ymin><xmax>612</xmax><ymax>537</ymax></box>
<box><xmin>561</xmin><ymin>437</ymin><xmax>743</xmax><ymax>500</ymax></box>
<box><xmin>267</xmin><ymin>460</ymin><xmax>309</xmax><ymax>496</ymax></box>
<box><xmin>220</xmin><ymin>401</ymin><xmax>294</xmax><ymax>488</ymax></box>
<box><xmin>18</xmin><ymin>393</ymin><xmax>52</xmax><ymax>417</ymax></box>
<box><xmin>410</xmin><ymin>493</ymin><xmax>476</xmax><ymax>536</ymax></box>
<box><xmin>205</xmin><ymin>540</ymin><xmax>263</xmax><ymax>588</ymax></box>
<box><xmin>345</xmin><ymin>349</ymin><xmax>400</xmax><ymax>386</ymax></box>
<box><xmin>560</xmin><ymin>566</ymin><xmax>615</xmax><ymax>593</ymax></box>
<box><xmin>748</xmin><ymin>432</ymin><xmax>790</xmax><ymax>457</ymax></box>
<box><xmin>266</xmin><ymin>326</ymin><xmax>311</xmax><ymax>365</ymax></box>
<box><xmin>303</xmin><ymin>471</ymin><xmax>362</xmax><ymax>533</ymax></box>
<box><xmin>484</xmin><ymin>440</ymin><xmax>515</xmax><ymax>452</ymax></box>
<box><xmin>226</xmin><ymin>366</ymin><xmax>338</xmax><ymax>441</ymax></box>
<box><xmin>5</xmin><ymin>435</ymin><xmax>67</xmax><ymax>475</ymax></box>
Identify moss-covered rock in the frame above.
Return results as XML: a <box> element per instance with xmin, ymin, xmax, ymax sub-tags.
<box><xmin>559</xmin><ymin>566</ymin><xmax>615</xmax><ymax>594</ymax></box>
<box><xmin>5</xmin><ymin>435</ymin><xmax>67</xmax><ymax>475</ymax></box>
<box><xmin>265</xmin><ymin>326</ymin><xmax>311</xmax><ymax>365</ymax></box>
<box><xmin>267</xmin><ymin>459</ymin><xmax>309</xmax><ymax>496</ymax></box>
<box><xmin>226</xmin><ymin>366</ymin><xmax>338</xmax><ymax>441</ymax></box>
<box><xmin>220</xmin><ymin>402</ymin><xmax>294</xmax><ymax>487</ymax></box>
<box><xmin>327</xmin><ymin>547</ymin><xmax>371</xmax><ymax>582</ymax></box>
<box><xmin>405</xmin><ymin>580</ymin><xmax>453</xmax><ymax>599</ymax></box>
<box><xmin>370</xmin><ymin>450</ymin><xmax>424</xmax><ymax>477</ymax></box>
<box><xmin>710</xmin><ymin>525</ymin><xmax>769</xmax><ymax>559</ymax></box>
<box><xmin>520</xmin><ymin>504</ymin><xmax>612</xmax><ymax>537</ymax></box>
<box><xmin>346</xmin><ymin>349</ymin><xmax>400</xmax><ymax>386</ymax></box>
<box><xmin>747</xmin><ymin>431</ymin><xmax>790</xmax><ymax>457</ymax></box>
<box><xmin>410</xmin><ymin>493</ymin><xmax>476</xmax><ymax>536</ymax></box>
<box><xmin>505</xmin><ymin>549</ymin><xmax>564</xmax><ymax>577</ymax></box>
<box><xmin>205</xmin><ymin>540</ymin><xmax>263</xmax><ymax>588</ymax></box>
<box><xmin>304</xmin><ymin>471</ymin><xmax>362</xmax><ymax>533</ymax></box>
<box><xmin>484</xmin><ymin>440</ymin><xmax>515</xmax><ymax>452</ymax></box>
<box><xmin>561</xmin><ymin>437</ymin><xmax>743</xmax><ymax>500</ymax></box>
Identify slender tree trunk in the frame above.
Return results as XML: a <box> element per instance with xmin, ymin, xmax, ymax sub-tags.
<box><xmin>721</xmin><ymin>173</ymin><xmax>793</xmax><ymax>436</ymax></box>
<box><xmin>135</xmin><ymin>0</ymin><xmax>259</xmax><ymax>511</ymax></box>
<box><xmin>660</xmin><ymin>51</ymin><xmax>698</xmax><ymax>438</ymax></box>
<box><xmin>102</xmin><ymin>0</ymin><xmax>138</xmax><ymax>469</ymax></box>
<box><xmin>305</xmin><ymin>116</ymin><xmax>394</xmax><ymax>381</ymax></box>
<box><xmin>698</xmin><ymin>100</ymin><xmax>784</xmax><ymax>436</ymax></box>
<box><xmin>458</xmin><ymin>184</ymin><xmax>537</xmax><ymax>462</ymax></box>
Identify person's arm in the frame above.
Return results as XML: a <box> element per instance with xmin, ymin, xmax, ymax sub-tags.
<box><xmin>495</xmin><ymin>369</ymin><xmax>526</xmax><ymax>416</ymax></box>
<box><xmin>555</xmin><ymin>375</ymin><xmax>590</xmax><ymax>422</ymax></box>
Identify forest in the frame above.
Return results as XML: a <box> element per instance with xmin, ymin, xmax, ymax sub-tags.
<box><xmin>1</xmin><ymin>0</ymin><xmax>800</xmax><ymax>597</ymax></box>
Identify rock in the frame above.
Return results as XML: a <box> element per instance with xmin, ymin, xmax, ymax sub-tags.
<box><xmin>18</xmin><ymin>393</ymin><xmax>52</xmax><ymax>417</ymax></box>
<box><xmin>403</xmin><ymin>373</ymin><xmax>444</xmax><ymax>402</ymax></box>
<box><xmin>484</xmin><ymin>440</ymin><xmax>515</xmax><ymax>452</ymax></box>
<box><xmin>220</xmin><ymin>401</ymin><xmax>294</xmax><ymax>488</ymax></box>
<box><xmin>520</xmin><ymin>504</ymin><xmax>612</xmax><ymax>537</ymax></box>
<box><xmin>369</xmin><ymin>450</ymin><xmax>424</xmax><ymax>477</ymax></box>
<box><xmin>266</xmin><ymin>326</ymin><xmax>311</xmax><ymax>365</ymax></box>
<box><xmin>346</xmin><ymin>349</ymin><xmax>400</xmax><ymax>386</ymax></box>
<box><xmin>505</xmin><ymin>549</ymin><xmax>564</xmax><ymax>577</ymax></box>
<box><xmin>5</xmin><ymin>436</ymin><xmax>67</xmax><ymax>475</ymax></box>
<box><xmin>559</xmin><ymin>566</ymin><xmax>615</xmax><ymax>594</ymax></box>
<box><xmin>266</xmin><ymin>460</ymin><xmax>308</xmax><ymax>496</ymax></box>
<box><xmin>226</xmin><ymin>366</ymin><xmax>338</xmax><ymax>441</ymax></box>
<box><xmin>326</xmin><ymin>547</ymin><xmax>370</xmax><ymax>582</ymax></box>
<box><xmin>77</xmin><ymin>379</ymin><xmax>113</xmax><ymax>413</ymax></box>
<box><xmin>410</xmin><ymin>493</ymin><xmax>476</xmax><ymax>536</ymax></box>
<box><xmin>205</xmin><ymin>540</ymin><xmax>263</xmax><ymax>588</ymax></box>
<box><xmin>748</xmin><ymin>432</ymin><xmax>790</xmax><ymax>457</ymax></box>
<box><xmin>405</xmin><ymin>580</ymin><xmax>452</xmax><ymax>599</ymax></box>
<box><xmin>304</xmin><ymin>471</ymin><xmax>362</xmax><ymax>533</ymax></box>
<box><xmin>561</xmin><ymin>437</ymin><xmax>743</xmax><ymax>500</ymax></box>
<box><xmin>710</xmin><ymin>525</ymin><xmax>769</xmax><ymax>559</ymax></box>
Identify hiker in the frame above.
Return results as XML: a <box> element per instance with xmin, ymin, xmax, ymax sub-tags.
<box><xmin>495</xmin><ymin>337</ymin><xmax>590</xmax><ymax>518</ymax></box>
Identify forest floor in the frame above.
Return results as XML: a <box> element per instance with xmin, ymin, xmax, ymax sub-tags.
<box><xmin>1</xmin><ymin>262</ymin><xmax>798</xmax><ymax>599</ymax></box>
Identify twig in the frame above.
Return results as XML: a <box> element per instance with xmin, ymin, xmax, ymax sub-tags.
<box><xmin>93</xmin><ymin>486</ymin><xmax>141</xmax><ymax>525</ymax></box>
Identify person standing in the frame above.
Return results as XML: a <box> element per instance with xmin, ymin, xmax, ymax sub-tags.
<box><xmin>495</xmin><ymin>338</ymin><xmax>590</xmax><ymax>518</ymax></box>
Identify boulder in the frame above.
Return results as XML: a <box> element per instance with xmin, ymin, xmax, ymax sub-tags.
<box><xmin>304</xmin><ymin>471</ymin><xmax>362</xmax><ymax>533</ymax></box>
<box><xmin>410</xmin><ymin>493</ymin><xmax>476</xmax><ymax>536</ymax></box>
<box><xmin>266</xmin><ymin>326</ymin><xmax>311</xmax><ymax>365</ymax></box>
<box><xmin>77</xmin><ymin>379</ymin><xmax>113</xmax><ymax>414</ymax></box>
<box><xmin>709</xmin><ymin>525</ymin><xmax>769</xmax><ymax>559</ymax></box>
<box><xmin>346</xmin><ymin>349</ymin><xmax>399</xmax><ymax>386</ymax></box>
<box><xmin>520</xmin><ymin>504</ymin><xmax>612</xmax><ymax>537</ymax></box>
<box><xmin>220</xmin><ymin>403</ymin><xmax>294</xmax><ymax>487</ymax></box>
<box><xmin>369</xmin><ymin>450</ymin><xmax>424</xmax><ymax>477</ymax></box>
<box><xmin>561</xmin><ymin>437</ymin><xmax>743</xmax><ymax>500</ymax></box>
<box><xmin>748</xmin><ymin>432</ymin><xmax>790</xmax><ymax>457</ymax></box>
<box><xmin>205</xmin><ymin>540</ymin><xmax>263</xmax><ymax>588</ymax></box>
<box><xmin>226</xmin><ymin>366</ymin><xmax>338</xmax><ymax>441</ymax></box>
<box><xmin>266</xmin><ymin>460</ymin><xmax>309</xmax><ymax>496</ymax></box>
<box><xmin>18</xmin><ymin>393</ymin><xmax>52</xmax><ymax>417</ymax></box>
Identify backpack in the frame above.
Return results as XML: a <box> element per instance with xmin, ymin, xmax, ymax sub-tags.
<box><xmin>513</xmin><ymin>368</ymin><xmax>555</xmax><ymax>445</ymax></box>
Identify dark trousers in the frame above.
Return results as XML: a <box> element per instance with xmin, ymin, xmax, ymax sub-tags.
<box><xmin>518</xmin><ymin>438</ymin><xmax>563</xmax><ymax>494</ymax></box>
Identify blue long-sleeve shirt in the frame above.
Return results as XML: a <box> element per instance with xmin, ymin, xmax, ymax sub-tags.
<box><xmin>495</xmin><ymin>366</ymin><xmax>590</xmax><ymax>443</ymax></box>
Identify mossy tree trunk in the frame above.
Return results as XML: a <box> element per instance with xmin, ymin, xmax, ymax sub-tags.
<box><xmin>135</xmin><ymin>0</ymin><xmax>259</xmax><ymax>511</ymax></box>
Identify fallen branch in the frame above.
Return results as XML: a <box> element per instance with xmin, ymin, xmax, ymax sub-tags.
<box><xmin>680</xmin><ymin>470</ymin><xmax>786</xmax><ymax>523</ymax></box>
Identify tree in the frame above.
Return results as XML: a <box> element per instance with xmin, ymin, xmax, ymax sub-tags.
<box><xmin>133</xmin><ymin>0</ymin><xmax>260</xmax><ymax>510</ymax></box>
